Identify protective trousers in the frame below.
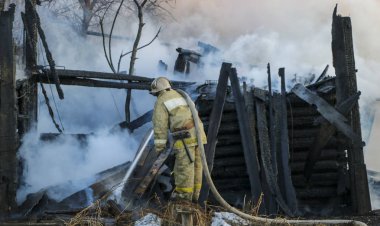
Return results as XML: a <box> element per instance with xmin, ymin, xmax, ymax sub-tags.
<box><xmin>173</xmin><ymin>145</ymin><xmax>202</xmax><ymax>202</ymax></box>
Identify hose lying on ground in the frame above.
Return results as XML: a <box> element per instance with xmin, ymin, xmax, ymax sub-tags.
<box><xmin>176</xmin><ymin>89</ymin><xmax>367</xmax><ymax>226</ymax></box>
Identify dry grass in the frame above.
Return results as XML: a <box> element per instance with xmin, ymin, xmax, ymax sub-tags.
<box><xmin>65</xmin><ymin>190</ymin><xmax>264</xmax><ymax>226</ymax></box>
<box><xmin>65</xmin><ymin>199</ymin><xmax>103</xmax><ymax>226</ymax></box>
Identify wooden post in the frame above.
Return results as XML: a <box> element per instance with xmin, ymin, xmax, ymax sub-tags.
<box><xmin>229</xmin><ymin>68</ymin><xmax>262</xmax><ymax>205</ymax></box>
<box><xmin>278</xmin><ymin>68</ymin><xmax>298</xmax><ymax>213</ymax></box>
<box><xmin>331</xmin><ymin>5</ymin><xmax>371</xmax><ymax>214</ymax></box>
<box><xmin>0</xmin><ymin>4</ymin><xmax>17</xmax><ymax>219</ymax></box>
<box><xmin>18</xmin><ymin>0</ymin><xmax>38</xmax><ymax>136</ymax></box>
<box><xmin>199</xmin><ymin>62</ymin><xmax>231</xmax><ymax>203</ymax></box>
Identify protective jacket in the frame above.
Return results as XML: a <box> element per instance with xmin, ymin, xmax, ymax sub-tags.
<box><xmin>152</xmin><ymin>89</ymin><xmax>207</xmax><ymax>152</ymax></box>
<box><xmin>153</xmin><ymin>89</ymin><xmax>206</xmax><ymax>201</ymax></box>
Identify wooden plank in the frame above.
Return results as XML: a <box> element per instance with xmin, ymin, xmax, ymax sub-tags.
<box><xmin>229</xmin><ymin>68</ymin><xmax>262</xmax><ymax>205</ymax></box>
<box><xmin>277</xmin><ymin>68</ymin><xmax>298</xmax><ymax>213</ymax></box>
<box><xmin>199</xmin><ymin>62</ymin><xmax>231</xmax><ymax>203</ymax></box>
<box><xmin>332</xmin><ymin>5</ymin><xmax>371</xmax><ymax>214</ymax></box>
<box><xmin>0</xmin><ymin>4</ymin><xmax>17</xmax><ymax>218</ymax></box>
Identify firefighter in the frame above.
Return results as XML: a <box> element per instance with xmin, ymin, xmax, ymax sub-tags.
<box><xmin>150</xmin><ymin>77</ymin><xmax>207</xmax><ymax>203</ymax></box>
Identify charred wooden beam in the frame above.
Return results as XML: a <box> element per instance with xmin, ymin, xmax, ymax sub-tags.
<box><xmin>38</xmin><ymin>70</ymin><xmax>193</xmax><ymax>89</ymax></box>
<box><xmin>0</xmin><ymin>4</ymin><xmax>17</xmax><ymax>219</ymax></box>
<box><xmin>44</xmin><ymin>69</ymin><xmax>152</xmax><ymax>81</ymax></box>
<box><xmin>19</xmin><ymin>0</ymin><xmax>38</xmax><ymax>135</ymax></box>
<box><xmin>277</xmin><ymin>68</ymin><xmax>298</xmax><ymax>213</ymax></box>
<box><xmin>40</xmin><ymin>77</ymin><xmax>151</xmax><ymax>90</ymax></box>
<box><xmin>332</xmin><ymin>5</ymin><xmax>371</xmax><ymax>214</ymax></box>
<box><xmin>118</xmin><ymin>110</ymin><xmax>153</xmax><ymax>132</ymax></box>
<box><xmin>230</xmin><ymin>68</ymin><xmax>262</xmax><ymax>206</ymax></box>
<box><xmin>26</xmin><ymin>0</ymin><xmax>64</xmax><ymax>100</ymax></box>
<box><xmin>255</xmin><ymin>98</ymin><xmax>279</xmax><ymax>215</ymax></box>
<box><xmin>199</xmin><ymin>63</ymin><xmax>231</xmax><ymax>203</ymax></box>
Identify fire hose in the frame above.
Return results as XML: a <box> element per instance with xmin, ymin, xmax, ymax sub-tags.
<box><xmin>176</xmin><ymin>89</ymin><xmax>368</xmax><ymax>226</ymax></box>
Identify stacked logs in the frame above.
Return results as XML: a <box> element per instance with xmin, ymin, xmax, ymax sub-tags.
<box><xmin>197</xmin><ymin>99</ymin><xmax>251</xmax><ymax>206</ymax></box>
<box><xmin>287</xmin><ymin>88</ymin><xmax>350</xmax><ymax>214</ymax></box>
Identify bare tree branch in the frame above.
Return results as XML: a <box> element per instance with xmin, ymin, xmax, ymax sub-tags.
<box><xmin>108</xmin><ymin>0</ymin><xmax>125</xmax><ymax>73</ymax></box>
<box><xmin>117</xmin><ymin>27</ymin><xmax>161</xmax><ymax>72</ymax></box>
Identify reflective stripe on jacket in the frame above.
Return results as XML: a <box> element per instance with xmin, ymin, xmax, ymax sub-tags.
<box><xmin>153</xmin><ymin>89</ymin><xmax>207</xmax><ymax>152</ymax></box>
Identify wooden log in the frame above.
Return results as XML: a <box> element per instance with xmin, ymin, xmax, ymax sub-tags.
<box><xmin>287</xmin><ymin>116</ymin><xmax>318</xmax><ymax>127</ymax></box>
<box><xmin>0</xmin><ymin>4</ymin><xmax>17</xmax><ymax>218</ymax></box>
<box><xmin>211</xmin><ymin>166</ymin><xmax>247</xmax><ymax>178</ymax></box>
<box><xmin>213</xmin><ymin>156</ymin><xmax>246</xmax><ymax>168</ymax></box>
<box><xmin>214</xmin><ymin>145</ymin><xmax>243</xmax><ymax>157</ymax></box>
<box><xmin>200</xmin><ymin>112</ymin><xmax>238</xmax><ymax>124</ymax></box>
<box><xmin>295</xmin><ymin>187</ymin><xmax>337</xmax><ymax>199</ymax></box>
<box><xmin>230</xmin><ymin>68</ymin><xmax>262</xmax><ymax>204</ymax></box>
<box><xmin>288</xmin><ymin>128</ymin><xmax>319</xmax><ymax>138</ymax></box>
<box><xmin>290</xmin><ymin>160</ymin><xmax>340</xmax><ymax>174</ymax></box>
<box><xmin>292</xmin><ymin>172</ymin><xmax>338</xmax><ymax>188</ymax></box>
<box><xmin>290</xmin><ymin>149</ymin><xmax>344</xmax><ymax>162</ymax></box>
<box><xmin>286</xmin><ymin>107</ymin><xmax>319</xmax><ymax>117</ymax></box>
<box><xmin>217</xmin><ymin>134</ymin><xmax>242</xmax><ymax>145</ymax></box>
<box><xmin>199</xmin><ymin>63</ymin><xmax>231</xmax><ymax>203</ymax></box>
<box><xmin>196</xmin><ymin>100</ymin><xmax>236</xmax><ymax>116</ymax></box>
<box><xmin>214</xmin><ymin>178</ymin><xmax>251</xmax><ymax>190</ymax></box>
<box><xmin>289</xmin><ymin>136</ymin><xmax>339</xmax><ymax>150</ymax></box>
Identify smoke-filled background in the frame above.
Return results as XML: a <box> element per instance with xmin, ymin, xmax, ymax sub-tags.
<box><xmin>6</xmin><ymin>0</ymin><xmax>380</xmax><ymax>208</ymax></box>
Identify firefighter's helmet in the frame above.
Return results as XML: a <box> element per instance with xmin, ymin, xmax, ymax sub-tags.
<box><xmin>150</xmin><ymin>77</ymin><xmax>172</xmax><ymax>94</ymax></box>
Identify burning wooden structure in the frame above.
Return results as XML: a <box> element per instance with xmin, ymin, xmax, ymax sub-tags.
<box><xmin>0</xmin><ymin>2</ymin><xmax>374</xmax><ymax>223</ymax></box>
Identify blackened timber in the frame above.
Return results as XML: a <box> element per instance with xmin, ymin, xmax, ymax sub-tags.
<box><xmin>0</xmin><ymin>4</ymin><xmax>17</xmax><ymax>218</ymax></box>
<box><xmin>267</xmin><ymin>63</ymin><xmax>277</xmax><ymax>175</ymax></box>
<box><xmin>229</xmin><ymin>68</ymin><xmax>262</xmax><ymax>205</ymax></box>
<box><xmin>332</xmin><ymin>5</ymin><xmax>371</xmax><ymax>214</ymax></box>
<box><xmin>278</xmin><ymin>68</ymin><xmax>298</xmax><ymax>213</ymax></box>
<box><xmin>199</xmin><ymin>62</ymin><xmax>231</xmax><ymax>203</ymax></box>
<box><xmin>27</xmin><ymin>0</ymin><xmax>64</xmax><ymax>99</ymax></box>
<box><xmin>40</xmin><ymin>77</ymin><xmax>151</xmax><ymax>90</ymax></box>
<box><xmin>118</xmin><ymin>110</ymin><xmax>153</xmax><ymax>132</ymax></box>
<box><xmin>38</xmin><ymin>70</ymin><xmax>193</xmax><ymax>89</ymax></box>
<box><xmin>255</xmin><ymin>99</ymin><xmax>278</xmax><ymax>215</ymax></box>
<box><xmin>46</xmin><ymin>69</ymin><xmax>152</xmax><ymax>81</ymax></box>
<box><xmin>304</xmin><ymin>92</ymin><xmax>361</xmax><ymax>181</ymax></box>
<box><xmin>21</xmin><ymin>0</ymin><xmax>38</xmax><ymax>135</ymax></box>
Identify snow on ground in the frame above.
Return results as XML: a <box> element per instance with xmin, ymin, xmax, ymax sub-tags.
<box><xmin>134</xmin><ymin>211</ymin><xmax>250</xmax><ymax>226</ymax></box>
<box><xmin>134</xmin><ymin>213</ymin><xmax>162</xmax><ymax>226</ymax></box>
<box><xmin>211</xmin><ymin>212</ymin><xmax>250</xmax><ymax>226</ymax></box>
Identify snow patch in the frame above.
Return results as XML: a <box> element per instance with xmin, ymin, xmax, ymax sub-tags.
<box><xmin>134</xmin><ymin>213</ymin><xmax>161</xmax><ymax>226</ymax></box>
<box><xmin>211</xmin><ymin>212</ymin><xmax>250</xmax><ymax>226</ymax></box>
